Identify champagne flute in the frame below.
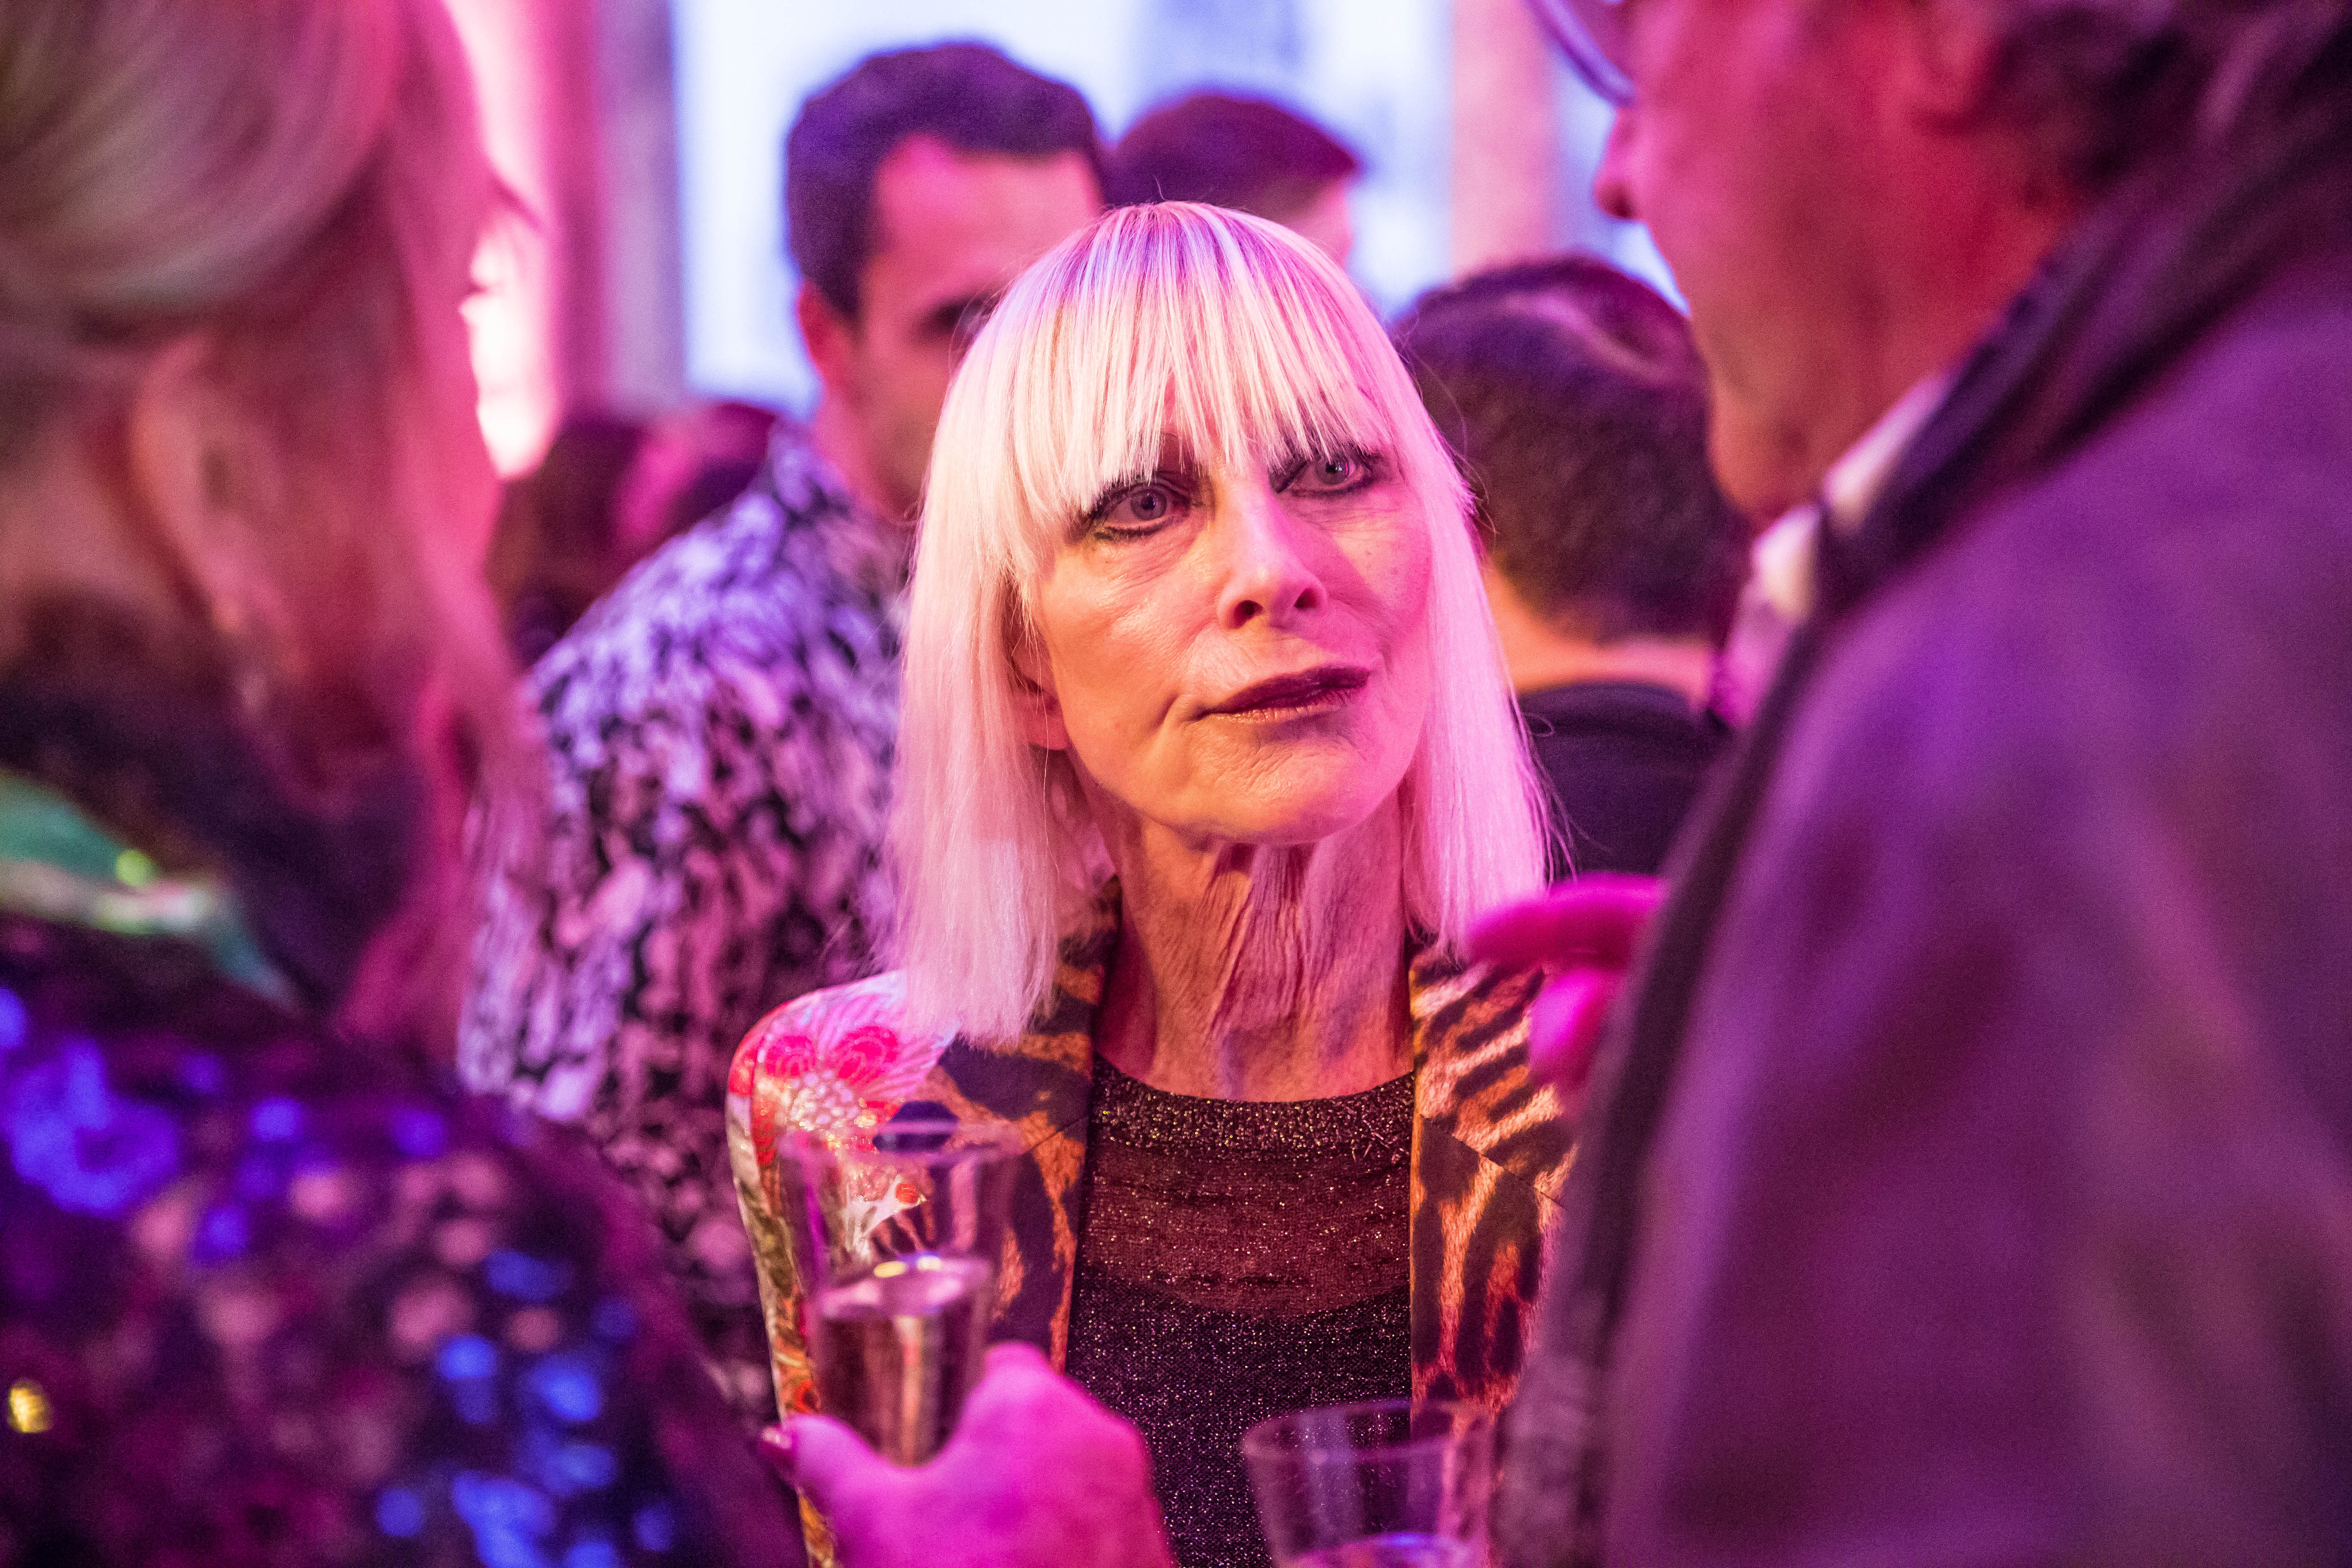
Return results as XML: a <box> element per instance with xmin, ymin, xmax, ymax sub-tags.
<box><xmin>774</xmin><ymin>1118</ymin><xmax>1020</xmax><ymax>1464</ymax></box>
<box><xmin>1243</xmin><ymin>1399</ymin><xmax>1495</xmax><ymax>1567</ymax></box>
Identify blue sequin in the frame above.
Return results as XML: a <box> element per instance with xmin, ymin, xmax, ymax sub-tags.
<box><xmin>193</xmin><ymin>1203</ymin><xmax>249</xmax><ymax>1263</ymax></box>
<box><xmin>439</xmin><ymin>1333</ymin><xmax>498</xmax><ymax>1381</ymax></box>
<box><xmin>632</xmin><ymin>1501</ymin><xmax>677</xmax><ymax>1553</ymax></box>
<box><xmin>438</xmin><ymin>1332</ymin><xmax>502</xmax><ymax>1425</ymax></box>
<box><xmin>452</xmin><ymin>1472</ymin><xmax>556</xmax><ymax>1568</ymax></box>
<box><xmin>376</xmin><ymin>1486</ymin><xmax>427</xmax><ymax>1538</ymax></box>
<box><xmin>233</xmin><ymin>1149</ymin><xmax>288</xmax><ymax>1202</ymax></box>
<box><xmin>552</xmin><ymin>1442</ymin><xmax>617</xmax><ymax>1493</ymax></box>
<box><xmin>487</xmin><ymin>1249</ymin><xmax>574</xmax><ymax>1303</ymax></box>
<box><xmin>0</xmin><ymin>987</ymin><xmax>26</xmax><ymax>1056</ymax></box>
<box><xmin>589</xmin><ymin>1297</ymin><xmax>637</xmax><ymax>1345</ymax></box>
<box><xmin>249</xmin><ymin>1098</ymin><xmax>303</xmax><ymax>1142</ymax></box>
<box><xmin>526</xmin><ymin>1352</ymin><xmax>603</xmax><ymax>1425</ymax></box>
<box><xmin>564</xmin><ymin>1539</ymin><xmax>621</xmax><ymax>1568</ymax></box>
<box><xmin>7</xmin><ymin>1040</ymin><xmax>179</xmax><ymax>1218</ymax></box>
<box><xmin>390</xmin><ymin>1105</ymin><xmax>449</xmax><ymax>1160</ymax></box>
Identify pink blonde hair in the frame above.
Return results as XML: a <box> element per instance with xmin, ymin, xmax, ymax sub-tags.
<box><xmin>897</xmin><ymin>203</ymin><xmax>1548</xmax><ymax>1038</ymax></box>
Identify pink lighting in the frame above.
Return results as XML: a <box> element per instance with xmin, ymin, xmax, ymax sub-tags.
<box><xmin>445</xmin><ymin>0</ymin><xmax>564</xmax><ymax>476</ymax></box>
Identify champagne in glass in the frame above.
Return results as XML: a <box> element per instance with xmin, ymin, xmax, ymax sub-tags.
<box><xmin>775</xmin><ymin>1120</ymin><xmax>1019</xmax><ymax>1464</ymax></box>
<box><xmin>811</xmin><ymin>1252</ymin><xmax>993</xmax><ymax>1465</ymax></box>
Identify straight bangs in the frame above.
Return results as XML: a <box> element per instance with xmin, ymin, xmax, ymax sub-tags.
<box><xmin>900</xmin><ymin>203</ymin><xmax>1548</xmax><ymax>1040</ymax></box>
<box><xmin>991</xmin><ymin>205</ymin><xmax>1400</xmax><ymax>600</ymax></box>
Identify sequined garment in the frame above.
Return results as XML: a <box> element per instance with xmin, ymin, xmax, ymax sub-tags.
<box><xmin>1065</xmin><ymin>1060</ymin><xmax>1415</xmax><ymax>1568</ymax></box>
<box><xmin>0</xmin><ymin>906</ymin><xmax>799</xmax><ymax>1567</ymax></box>
<box><xmin>727</xmin><ymin>880</ymin><xmax>1572</xmax><ymax>1564</ymax></box>
<box><xmin>463</xmin><ymin>425</ymin><xmax>904</xmax><ymax>1424</ymax></box>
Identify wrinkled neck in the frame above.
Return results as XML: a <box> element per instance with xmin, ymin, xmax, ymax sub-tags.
<box><xmin>1094</xmin><ymin>800</ymin><xmax>1412</xmax><ymax>1101</ymax></box>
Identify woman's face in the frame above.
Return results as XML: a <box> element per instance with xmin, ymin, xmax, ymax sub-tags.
<box><xmin>1018</xmin><ymin>434</ymin><xmax>1433</xmax><ymax>849</ymax></box>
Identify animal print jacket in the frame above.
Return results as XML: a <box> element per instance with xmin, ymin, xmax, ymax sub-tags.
<box><xmin>726</xmin><ymin>881</ymin><xmax>1574</xmax><ymax>1558</ymax></box>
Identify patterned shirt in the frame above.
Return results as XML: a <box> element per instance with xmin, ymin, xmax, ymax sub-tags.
<box><xmin>463</xmin><ymin>427</ymin><xmax>904</xmax><ymax>1424</ymax></box>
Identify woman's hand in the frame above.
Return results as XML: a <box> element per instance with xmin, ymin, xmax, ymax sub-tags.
<box><xmin>764</xmin><ymin>1343</ymin><xmax>1176</xmax><ymax>1568</ymax></box>
<box><xmin>1469</xmin><ymin>874</ymin><xmax>1664</xmax><ymax>1117</ymax></box>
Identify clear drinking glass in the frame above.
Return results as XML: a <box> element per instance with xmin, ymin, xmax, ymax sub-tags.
<box><xmin>773</xmin><ymin>1118</ymin><xmax>1021</xmax><ymax>1465</ymax></box>
<box><xmin>1243</xmin><ymin>1399</ymin><xmax>1496</xmax><ymax>1568</ymax></box>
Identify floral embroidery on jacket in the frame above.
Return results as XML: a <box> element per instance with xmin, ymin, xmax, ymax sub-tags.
<box><xmin>724</xmin><ymin>972</ymin><xmax>956</xmax><ymax>1425</ymax></box>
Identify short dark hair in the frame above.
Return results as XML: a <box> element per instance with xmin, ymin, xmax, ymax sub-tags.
<box><xmin>1108</xmin><ymin>91</ymin><xmax>1360</xmax><ymax>219</ymax></box>
<box><xmin>1394</xmin><ymin>255</ymin><xmax>1747</xmax><ymax>646</ymax></box>
<box><xmin>786</xmin><ymin>42</ymin><xmax>1105</xmax><ymax>320</ymax></box>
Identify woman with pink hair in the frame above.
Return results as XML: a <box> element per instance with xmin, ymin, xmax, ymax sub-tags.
<box><xmin>731</xmin><ymin>203</ymin><xmax>1570</xmax><ymax>1568</ymax></box>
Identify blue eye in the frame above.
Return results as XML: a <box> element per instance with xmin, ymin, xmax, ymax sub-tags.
<box><xmin>1283</xmin><ymin>450</ymin><xmax>1376</xmax><ymax>494</ymax></box>
<box><xmin>1123</xmin><ymin>487</ymin><xmax>1174</xmax><ymax>522</ymax></box>
<box><xmin>1091</xmin><ymin>481</ymin><xmax>1186</xmax><ymax>537</ymax></box>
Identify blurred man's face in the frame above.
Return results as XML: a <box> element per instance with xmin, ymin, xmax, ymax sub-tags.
<box><xmin>1594</xmin><ymin>0</ymin><xmax>1908</xmax><ymax>516</ymax></box>
<box><xmin>1281</xmin><ymin>179</ymin><xmax>1356</xmax><ymax>268</ymax></box>
<box><xmin>805</xmin><ymin>136</ymin><xmax>1100</xmax><ymax>521</ymax></box>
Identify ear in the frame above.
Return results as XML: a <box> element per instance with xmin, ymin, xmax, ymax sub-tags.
<box><xmin>796</xmin><ymin>281</ymin><xmax>862</xmax><ymax>405</ymax></box>
<box><xmin>122</xmin><ymin>335</ymin><xmax>287</xmax><ymax>639</ymax></box>
<box><xmin>1006</xmin><ymin>626</ymin><xmax>1070</xmax><ymax>751</ymax></box>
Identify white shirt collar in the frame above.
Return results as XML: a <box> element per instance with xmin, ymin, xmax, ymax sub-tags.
<box><xmin>1748</xmin><ymin>370</ymin><xmax>1956</xmax><ymax>624</ymax></box>
<box><xmin>1818</xmin><ymin>370</ymin><xmax>1954</xmax><ymax>536</ymax></box>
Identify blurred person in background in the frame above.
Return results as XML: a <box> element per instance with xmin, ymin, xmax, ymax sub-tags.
<box><xmin>488</xmin><ymin>402</ymin><xmax>780</xmax><ymax>672</ymax></box>
<box><xmin>0</xmin><ymin>0</ymin><xmax>799</xmax><ymax>1561</ymax></box>
<box><xmin>463</xmin><ymin>42</ymin><xmax>1105</xmax><ymax>1423</ymax></box>
<box><xmin>1395</xmin><ymin>256</ymin><xmax>1745</xmax><ymax>880</ymax></box>
<box><xmin>486</xmin><ymin>411</ymin><xmax>647</xmax><ymax>665</ymax></box>
<box><xmin>1482</xmin><ymin>0</ymin><xmax>2352</xmax><ymax>1562</ymax></box>
<box><xmin>737</xmin><ymin>203</ymin><xmax>1565</xmax><ymax>1568</ymax></box>
<box><xmin>1109</xmin><ymin>91</ymin><xmax>1362</xmax><ymax>266</ymax></box>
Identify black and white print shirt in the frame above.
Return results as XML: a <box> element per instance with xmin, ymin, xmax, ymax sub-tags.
<box><xmin>463</xmin><ymin>426</ymin><xmax>903</xmax><ymax>1423</ymax></box>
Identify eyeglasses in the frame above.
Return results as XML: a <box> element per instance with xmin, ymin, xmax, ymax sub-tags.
<box><xmin>1526</xmin><ymin>0</ymin><xmax>1635</xmax><ymax>107</ymax></box>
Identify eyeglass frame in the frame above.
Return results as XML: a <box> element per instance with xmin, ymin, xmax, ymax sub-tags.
<box><xmin>1526</xmin><ymin>0</ymin><xmax>1636</xmax><ymax>107</ymax></box>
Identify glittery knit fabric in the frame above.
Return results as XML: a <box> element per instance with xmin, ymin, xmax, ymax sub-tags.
<box><xmin>1064</xmin><ymin>1060</ymin><xmax>1415</xmax><ymax>1568</ymax></box>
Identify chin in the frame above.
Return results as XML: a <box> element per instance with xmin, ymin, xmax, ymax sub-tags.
<box><xmin>1196</xmin><ymin>774</ymin><xmax>1400</xmax><ymax>851</ymax></box>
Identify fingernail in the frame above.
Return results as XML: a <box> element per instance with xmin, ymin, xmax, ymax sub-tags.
<box><xmin>759</xmin><ymin>1423</ymin><xmax>797</xmax><ymax>1485</ymax></box>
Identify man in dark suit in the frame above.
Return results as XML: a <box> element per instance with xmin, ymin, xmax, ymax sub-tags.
<box><xmin>1396</xmin><ymin>256</ymin><xmax>1747</xmax><ymax>880</ymax></box>
<box><xmin>1487</xmin><ymin>1</ymin><xmax>2352</xmax><ymax>1562</ymax></box>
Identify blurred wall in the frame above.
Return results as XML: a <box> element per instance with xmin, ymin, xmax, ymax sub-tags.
<box><xmin>455</xmin><ymin>0</ymin><xmax>1677</xmax><ymax>439</ymax></box>
<box><xmin>1452</xmin><ymin>0</ymin><xmax>1564</xmax><ymax>274</ymax></box>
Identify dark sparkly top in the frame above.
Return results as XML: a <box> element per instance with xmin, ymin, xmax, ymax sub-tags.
<box><xmin>1064</xmin><ymin>1059</ymin><xmax>1415</xmax><ymax>1568</ymax></box>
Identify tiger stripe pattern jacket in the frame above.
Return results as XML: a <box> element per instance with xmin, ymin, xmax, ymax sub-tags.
<box><xmin>725</xmin><ymin>882</ymin><xmax>1572</xmax><ymax>1552</ymax></box>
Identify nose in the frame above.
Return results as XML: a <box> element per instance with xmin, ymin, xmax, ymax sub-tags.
<box><xmin>1593</xmin><ymin>107</ymin><xmax>1640</xmax><ymax>223</ymax></box>
<box><xmin>1211</xmin><ymin>479</ymin><xmax>1325</xmax><ymax>630</ymax></box>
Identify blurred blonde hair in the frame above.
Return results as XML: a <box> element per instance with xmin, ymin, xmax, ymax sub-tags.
<box><xmin>0</xmin><ymin>0</ymin><xmax>521</xmax><ymax>1041</ymax></box>
<box><xmin>899</xmin><ymin>202</ymin><xmax>1548</xmax><ymax>1039</ymax></box>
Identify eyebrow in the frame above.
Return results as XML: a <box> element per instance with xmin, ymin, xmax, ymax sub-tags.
<box><xmin>918</xmin><ymin>292</ymin><xmax>1000</xmax><ymax>344</ymax></box>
